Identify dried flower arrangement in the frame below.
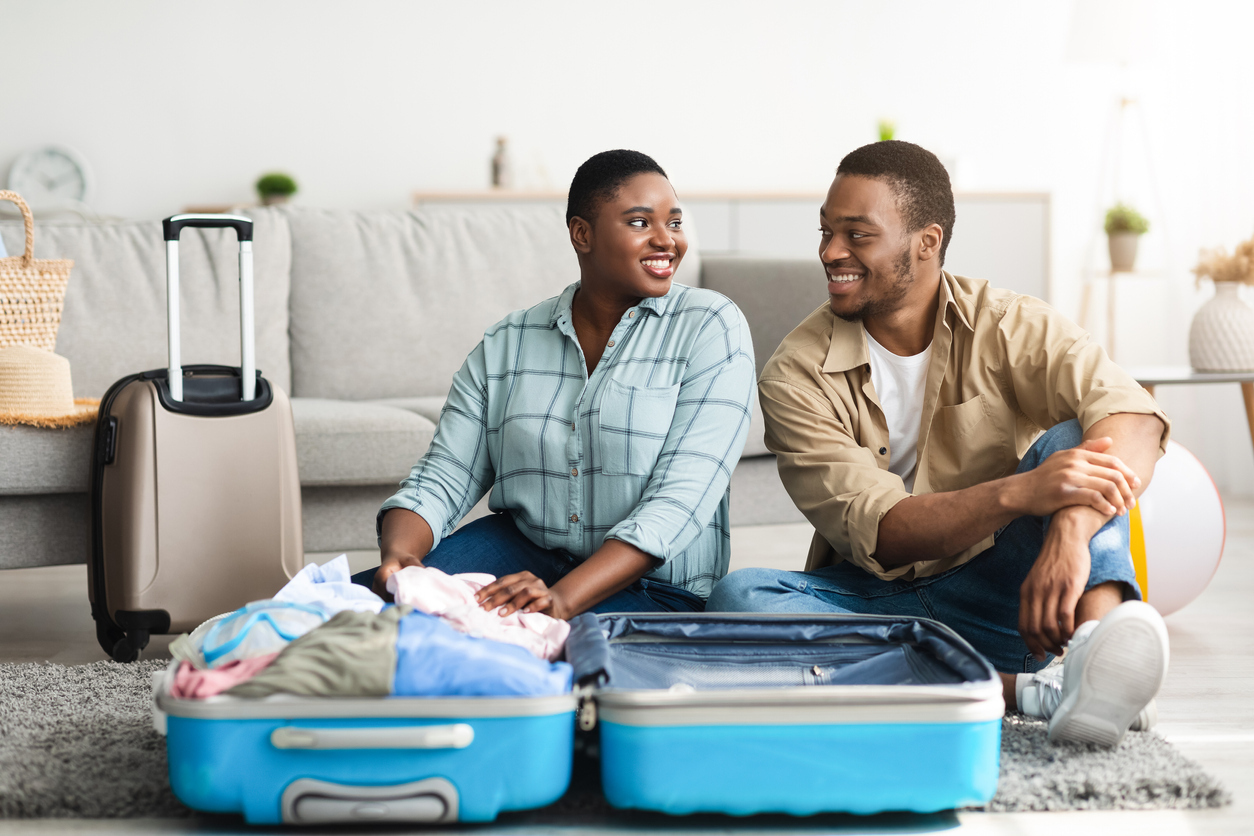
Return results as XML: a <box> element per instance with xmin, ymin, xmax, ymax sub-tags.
<box><xmin>1193</xmin><ymin>233</ymin><xmax>1254</xmax><ymax>286</ymax></box>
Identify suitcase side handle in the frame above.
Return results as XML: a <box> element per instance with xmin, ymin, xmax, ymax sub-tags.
<box><xmin>270</xmin><ymin>724</ymin><xmax>475</xmax><ymax>751</ymax></box>
<box><xmin>161</xmin><ymin>213</ymin><xmax>256</xmax><ymax>402</ymax></box>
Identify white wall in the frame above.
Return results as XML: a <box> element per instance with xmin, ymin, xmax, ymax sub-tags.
<box><xmin>6</xmin><ymin>0</ymin><xmax>1254</xmax><ymax>493</ymax></box>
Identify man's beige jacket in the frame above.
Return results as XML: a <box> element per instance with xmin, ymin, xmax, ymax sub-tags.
<box><xmin>758</xmin><ymin>270</ymin><xmax>1170</xmax><ymax>582</ymax></box>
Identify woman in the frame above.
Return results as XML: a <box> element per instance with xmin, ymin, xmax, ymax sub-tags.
<box><xmin>355</xmin><ymin>150</ymin><xmax>755</xmax><ymax>618</ymax></box>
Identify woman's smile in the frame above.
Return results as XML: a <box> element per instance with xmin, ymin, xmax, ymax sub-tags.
<box><xmin>642</xmin><ymin>253</ymin><xmax>675</xmax><ymax>279</ymax></box>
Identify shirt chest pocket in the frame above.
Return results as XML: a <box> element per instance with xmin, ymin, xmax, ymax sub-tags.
<box><xmin>597</xmin><ymin>379</ymin><xmax>681</xmax><ymax>477</ymax></box>
<box><xmin>925</xmin><ymin>394</ymin><xmax>1010</xmax><ymax>492</ymax></box>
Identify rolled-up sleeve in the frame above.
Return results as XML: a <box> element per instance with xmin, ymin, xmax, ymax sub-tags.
<box><xmin>377</xmin><ymin>342</ymin><xmax>495</xmax><ymax>550</ymax></box>
<box><xmin>606</xmin><ymin>303</ymin><xmax>756</xmax><ymax>561</ymax></box>
<box><xmin>997</xmin><ymin>297</ymin><xmax>1171</xmax><ymax>453</ymax></box>
<box><xmin>759</xmin><ymin>376</ymin><xmax>911</xmax><ymax>574</ymax></box>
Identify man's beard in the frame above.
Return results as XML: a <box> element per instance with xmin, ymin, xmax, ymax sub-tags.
<box><xmin>833</xmin><ymin>242</ymin><xmax>915</xmax><ymax>323</ymax></box>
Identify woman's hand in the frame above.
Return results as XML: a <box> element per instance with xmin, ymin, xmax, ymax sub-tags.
<box><xmin>474</xmin><ymin>572</ymin><xmax>570</xmax><ymax>619</ymax></box>
<box><xmin>374</xmin><ymin>509</ymin><xmax>435</xmax><ymax>601</ymax></box>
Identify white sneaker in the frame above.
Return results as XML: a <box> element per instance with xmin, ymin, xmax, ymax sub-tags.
<box><xmin>1046</xmin><ymin>601</ymin><xmax>1169</xmax><ymax>747</ymax></box>
<box><xmin>1016</xmin><ymin>647</ymin><xmax>1156</xmax><ymax>731</ymax></box>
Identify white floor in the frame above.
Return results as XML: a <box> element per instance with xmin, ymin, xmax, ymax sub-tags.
<box><xmin>2</xmin><ymin>508</ymin><xmax>1252</xmax><ymax>835</ymax></box>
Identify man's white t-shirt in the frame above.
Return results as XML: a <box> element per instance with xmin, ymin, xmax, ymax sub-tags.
<box><xmin>865</xmin><ymin>331</ymin><xmax>932</xmax><ymax>493</ymax></box>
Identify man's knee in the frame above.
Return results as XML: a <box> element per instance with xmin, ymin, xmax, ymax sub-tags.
<box><xmin>1019</xmin><ymin>419</ymin><xmax>1084</xmax><ymax>472</ymax></box>
<box><xmin>706</xmin><ymin>567</ymin><xmax>796</xmax><ymax>612</ymax></box>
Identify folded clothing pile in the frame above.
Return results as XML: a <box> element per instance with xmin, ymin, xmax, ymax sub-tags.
<box><xmin>168</xmin><ymin>556</ymin><xmax>573</xmax><ymax>700</ymax></box>
<box><xmin>388</xmin><ymin>564</ymin><xmax>570</xmax><ymax>661</ymax></box>
<box><xmin>224</xmin><ymin>606</ymin><xmax>572</xmax><ymax>699</ymax></box>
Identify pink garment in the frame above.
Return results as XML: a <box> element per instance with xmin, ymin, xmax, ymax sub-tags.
<box><xmin>170</xmin><ymin>652</ymin><xmax>280</xmax><ymax>699</ymax></box>
<box><xmin>387</xmin><ymin>566</ymin><xmax>571</xmax><ymax>661</ymax></box>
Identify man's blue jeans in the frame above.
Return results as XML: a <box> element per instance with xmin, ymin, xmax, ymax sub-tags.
<box><xmin>705</xmin><ymin>420</ymin><xmax>1141</xmax><ymax>673</ymax></box>
<box><xmin>350</xmin><ymin>512</ymin><xmax>705</xmax><ymax>613</ymax></box>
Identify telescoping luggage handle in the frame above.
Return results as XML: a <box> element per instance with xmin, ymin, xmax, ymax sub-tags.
<box><xmin>161</xmin><ymin>214</ymin><xmax>256</xmax><ymax>402</ymax></box>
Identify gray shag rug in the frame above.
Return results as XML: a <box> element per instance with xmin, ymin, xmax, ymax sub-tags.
<box><xmin>0</xmin><ymin>660</ymin><xmax>1231</xmax><ymax>820</ymax></box>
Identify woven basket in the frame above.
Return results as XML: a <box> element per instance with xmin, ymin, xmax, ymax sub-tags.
<box><xmin>0</xmin><ymin>191</ymin><xmax>73</xmax><ymax>351</ymax></box>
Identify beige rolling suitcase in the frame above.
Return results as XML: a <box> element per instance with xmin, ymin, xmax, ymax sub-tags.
<box><xmin>89</xmin><ymin>214</ymin><xmax>302</xmax><ymax>662</ymax></box>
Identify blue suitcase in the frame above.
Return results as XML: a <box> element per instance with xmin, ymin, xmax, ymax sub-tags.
<box><xmin>570</xmin><ymin>613</ymin><xmax>1003</xmax><ymax>816</ymax></box>
<box><xmin>153</xmin><ymin>674</ymin><xmax>577</xmax><ymax>824</ymax></box>
<box><xmin>154</xmin><ymin>612</ymin><xmax>1001</xmax><ymax>823</ymax></box>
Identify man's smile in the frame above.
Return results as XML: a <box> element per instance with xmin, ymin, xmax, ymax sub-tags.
<box><xmin>827</xmin><ymin>267</ymin><xmax>865</xmax><ymax>294</ymax></box>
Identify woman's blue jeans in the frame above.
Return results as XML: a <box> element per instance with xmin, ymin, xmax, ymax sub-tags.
<box><xmin>350</xmin><ymin>512</ymin><xmax>705</xmax><ymax>613</ymax></box>
<box><xmin>705</xmin><ymin>420</ymin><xmax>1141</xmax><ymax>673</ymax></box>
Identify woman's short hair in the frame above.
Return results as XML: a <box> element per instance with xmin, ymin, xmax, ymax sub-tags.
<box><xmin>566</xmin><ymin>150</ymin><xmax>667</xmax><ymax>225</ymax></box>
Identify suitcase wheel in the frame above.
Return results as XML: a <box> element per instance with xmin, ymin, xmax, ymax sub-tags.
<box><xmin>110</xmin><ymin>630</ymin><xmax>150</xmax><ymax>663</ymax></box>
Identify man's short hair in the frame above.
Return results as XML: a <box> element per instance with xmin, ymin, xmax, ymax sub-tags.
<box><xmin>566</xmin><ymin>149</ymin><xmax>667</xmax><ymax>225</ymax></box>
<box><xmin>836</xmin><ymin>141</ymin><xmax>955</xmax><ymax>266</ymax></box>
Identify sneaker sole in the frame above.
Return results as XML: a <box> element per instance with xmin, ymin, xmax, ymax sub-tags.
<box><xmin>1048</xmin><ymin>602</ymin><xmax>1169</xmax><ymax>747</ymax></box>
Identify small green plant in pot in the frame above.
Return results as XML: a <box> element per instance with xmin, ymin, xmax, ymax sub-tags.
<box><xmin>1104</xmin><ymin>203</ymin><xmax>1150</xmax><ymax>272</ymax></box>
<box><xmin>256</xmin><ymin>172</ymin><xmax>298</xmax><ymax>206</ymax></box>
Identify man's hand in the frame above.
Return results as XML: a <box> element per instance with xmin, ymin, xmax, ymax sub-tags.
<box><xmin>1019</xmin><ymin>508</ymin><xmax>1100</xmax><ymax>659</ymax></box>
<box><xmin>474</xmin><ymin>572</ymin><xmax>571</xmax><ymax>619</ymax></box>
<box><xmin>1006</xmin><ymin>437</ymin><xmax>1140</xmax><ymax>519</ymax></box>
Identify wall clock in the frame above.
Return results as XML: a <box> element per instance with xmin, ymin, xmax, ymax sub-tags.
<box><xmin>7</xmin><ymin>145</ymin><xmax>92</xmax><ymax>205</ymax></box>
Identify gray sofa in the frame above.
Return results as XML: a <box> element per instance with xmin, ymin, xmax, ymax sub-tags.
<box><xmin>1</xmin><ymin>205</ymin><xmax>826</xmax><ymax>571</ymax></box>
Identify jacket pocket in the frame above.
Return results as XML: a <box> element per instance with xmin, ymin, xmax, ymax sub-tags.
<box><xmin>926</xmin><ymin>394</ymin><xmax>1006</xmax><ymax>492</ymax></box>
<box><xmin>597</xmin><ymin>379</ymin><xmax>681</xmax><ymax>476</ymax></box>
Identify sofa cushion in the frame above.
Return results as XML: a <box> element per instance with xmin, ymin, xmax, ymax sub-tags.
<box><xmin>285</xmin><ymin>205</ymin><xmax>576</xmax><ymax>400</ymax></box>
<box><xmin>0</xmin><ymin>424</ymin><xmax>94</xmax><ymax>495</ymax></box>
<box><xmin>366</xmin><ymin>395</ymin><xmax>448</xmax><ymax>425</ymax></box>
<box><xmin>290</xmin><ymin>398</ymin><xmax>435</xmax><ymax>487</ymax></box>
<box><xmin>744</xmin><ymin>389</ymin><xmax>770</xmax><ymax>458</ymax></box>
<box><xmin>0</xmin><ymin>207</ymin><xmax>293</xmax><ymax>397</ymax></box>
<box><xmin>700</xmin><ymin>257</ymin><xmax>827</xmax><ymax>378</ymax></box>
<box><xmin>284</xmin><ymin>204</ymin><xmax>702</xmax><ymax>400</ymax></box>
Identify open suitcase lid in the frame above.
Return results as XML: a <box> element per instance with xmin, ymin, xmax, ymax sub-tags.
<box><xmin>567</xmin><ymin>613</ymin><xmax>1005</xmax><ymax>729</ymax></box>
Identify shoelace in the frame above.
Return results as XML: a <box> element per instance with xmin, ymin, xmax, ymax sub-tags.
<box><xmin>1030</xmin><ymin>626</ymin><xmax>1094</xmax><ymax>718</ymax></box>
<box><xmin>1031</xmin><ymin>673</ymin><xmax>1064</xmax><ymax>716</ymax></box>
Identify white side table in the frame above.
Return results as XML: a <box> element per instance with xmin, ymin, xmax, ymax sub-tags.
<box><xmin>1126</xmin><ymin>365</ymin><xmax>1254</xmax><ymax>451</ymax></box>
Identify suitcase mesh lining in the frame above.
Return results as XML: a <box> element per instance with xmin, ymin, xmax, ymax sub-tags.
<box><xmin>606</xmin><ymin>642</ymin><xmax>959</xmax><ymax>690</ymax></box>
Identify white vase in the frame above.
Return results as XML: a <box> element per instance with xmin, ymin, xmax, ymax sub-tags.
<box><xmin>1108</xmin><ymin>232</ymin><xmax>1140</xmax><ymax>272</ymax></box>
<box><xmin>1189</xmin><ymin>282</ymin><xmax>1254</xmax><ymax>372</ymax></box>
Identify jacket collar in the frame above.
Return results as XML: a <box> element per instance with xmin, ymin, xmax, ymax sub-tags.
<box><xmin>821</xmin><ymin>270</ymin><xmax>973</xmax><ymax>373</ymax></box>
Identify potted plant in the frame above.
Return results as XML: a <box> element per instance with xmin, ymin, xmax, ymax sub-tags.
<box><xmin>1104</xmin><ymin>203</ymin><xmax>1150</xmax><ymax>272</ymax></box>
<box><xmin>1103</xmin><ymin>203</ymin><xmax>1148</xmax><ymax>271</ymax></box>
<box><xmin>255</xmin><ymin>172</ymin><xmax>297</xmax><ymax>206</ymax></box>
<box><xmin>1189</xmin><ymin>234</ymin><xmax>1254</xmax><ymax>371</ymax></box>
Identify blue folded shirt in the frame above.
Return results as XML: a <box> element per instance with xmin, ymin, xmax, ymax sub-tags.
<box><xmin>394</xmin><ymin>609</ymin><xmax>572</xmax><ymax>697</ymax></box>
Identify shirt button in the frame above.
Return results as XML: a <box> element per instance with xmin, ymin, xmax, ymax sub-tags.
<box><xmin>571</xmin><ymin>467</ymin><xmax>579</xmax><ymax>477</ymax></box>
<box><xmin>628</xmin><ymin>311</ymin><xmax>636</xmax><ymax>318</ymax></box>
<box><xmin>571</xmin><ymin>422</ymin><xmax>576</xmax><ymax>431</ymax></box>
<box><xmin>607</xmin><ymin>340</ymin><xmax>615</xmax><ymax>347</ymax></box>
<box><xmin>570</xmin><ymin>513</ymin><xmax>580</xmax><ymax>523</ymax></box>
<box><xmin>879</xmin><ymin>447</ymin><xmax>887</xmax><ymax>455</ymax></box>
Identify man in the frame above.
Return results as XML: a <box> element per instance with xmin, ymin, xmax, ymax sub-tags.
<box><xmin>707</xmin><ymin>141</ymin><xmax>1170</xmax><ymax>748</ymax></box>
